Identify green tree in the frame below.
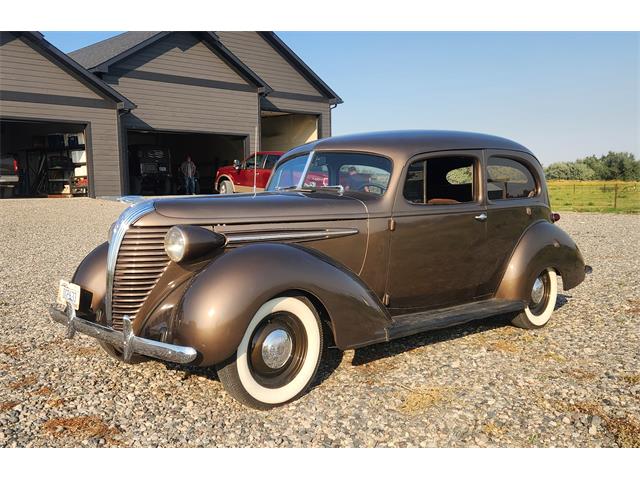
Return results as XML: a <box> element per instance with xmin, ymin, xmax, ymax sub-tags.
<box><xmin>545</xmin><ymin>152</ymin><xmax>639</xmax><ymax>180</ymax></box>
<box><xmin>600</xmin><ymin>151</ymin><xmax>640</xmax><ymax>180</ymax></box>
<box><xmin>545</xmin><ymin>161</ymin><xmax>595</xmax><ymax>180</ymax></box>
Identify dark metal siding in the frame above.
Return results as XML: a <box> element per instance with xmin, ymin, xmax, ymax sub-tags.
<box><xmin>217</xmin><ymin>31</ymin><xmax>332</xmax><ymax>138</ymax></box>
<box><xmin>0</xmin><ymin>33</ymin><xmax>122</xmax><ymax>196</ymax></box>
<box><xmin>106</xmin><ymin>32</ymin><xmax>260</xmax><ymax>151</ymax></box>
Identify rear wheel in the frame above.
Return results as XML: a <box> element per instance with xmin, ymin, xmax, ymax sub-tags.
<box><xmin>512</xmin><ymin>268</ymin><xmax>558</xmax><ymax>329</ymax></box>
<box><xmin>218</xmin><ymin>179</ymin><xmax>233</xmax><ymax>194</ymax></box>
<box><xmin>216</xmin><ymin>296</ymin><xmax>323</xmax><ymax>409</ymax></box>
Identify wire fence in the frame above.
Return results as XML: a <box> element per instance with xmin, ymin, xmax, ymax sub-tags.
<box><xmin>547</xmin><ymin>181</ymin><xmax>640</xmax><ymax>213</ymax></box>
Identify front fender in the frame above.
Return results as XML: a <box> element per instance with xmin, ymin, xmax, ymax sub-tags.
<box><xmin>495</xmin><ymin>221</ymin><xmax>586</xmax><ymax>302</ymax></box>
<box><xmin>173</xmin><ymin>243</ymin><xmax>391</xmax><ymax>366</ymax></box>
<box><xmin>71</xmin><ymin>241</ymin><xmax>108</xmax><ymax>315</ymax></box>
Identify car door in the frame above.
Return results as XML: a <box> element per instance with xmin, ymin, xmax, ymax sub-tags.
<box><xmin>478</xmin><ymin>149</ymin><xmax>549</xmax><ymax>297</ymax></box>
<box><xmin>237</xmin><ymin>154</ymin><xmax>265</xmax><ymax>190</ymax></box>
<box><xmin>255</xmin><ymin>154</ymin><xmax>278</xmax><ymax>189</ymax></box>
<box><xmin>386</xmin><ymin>150</ymin><xmax>489</xmax><ymax>313</ymax></box>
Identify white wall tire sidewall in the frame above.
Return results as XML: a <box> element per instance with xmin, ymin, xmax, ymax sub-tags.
<box><xmin>523</xmin><ymin>269</ymin><xmax>557</xmax><ymax>327</ymax></box>
<box><xmin>236</xmin><ymin>297</ymin><xmax>321</xmax><ymax>405</ymax></box>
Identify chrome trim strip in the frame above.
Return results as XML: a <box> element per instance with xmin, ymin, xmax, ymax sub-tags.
<box><xmin>106</xmin><ymin>200</ymin><xmax>156</xmax><ymax>325</ymax></box>
<box><xmin>296</xmin><ymin>150</ymin><xmax>315</xmax><ymax>189</ymax></box>
<box><xmin>224</xmin><ymin>227</ymin><xmax>359</xmax><ymax>246</ymax></box>
<box><xmin>50</xmin><ymin>304</ymin><xmax>197</xmax><ymax>364</ymax></box>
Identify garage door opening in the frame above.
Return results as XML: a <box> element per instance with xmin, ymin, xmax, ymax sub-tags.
<box><xmin>0</xmin><ymin>119</ymin><xmax>89</xmax><ymax>198</ymax></box>
<box><xmin>261</xmin><ymin>111</ymin><xmax>319</xmax><ymax>152</ymax></box>
<box><xmin>126</xmin><ymin>130</ymin><xmax>246</xmax><ymax>195</ymax></box>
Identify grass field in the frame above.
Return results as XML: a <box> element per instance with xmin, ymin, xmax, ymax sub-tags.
<box><xmin>547</xmin><ymin>180</ymin><xmax>640</xmax><ymax>213</ymax></box>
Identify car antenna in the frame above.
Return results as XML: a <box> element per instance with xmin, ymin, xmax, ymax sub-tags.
<box><xmin>253</xmin><ymin>125</ymin><xmax>258</xmax><ymax>194</ymax></box>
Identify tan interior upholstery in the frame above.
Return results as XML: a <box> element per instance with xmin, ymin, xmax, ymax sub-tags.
<box><xmin>427</xmin><ymin>198</ymin><xmax>461</xmax><ymax>205</ymax></box>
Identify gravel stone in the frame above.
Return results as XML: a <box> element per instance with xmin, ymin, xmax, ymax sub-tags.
<box><xmin>0</xmin><ymin>198</ymin><xmax>638</xmax><ymax>447</ymax></box>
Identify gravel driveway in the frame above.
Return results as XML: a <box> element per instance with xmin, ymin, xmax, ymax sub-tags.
<box><xmin>1</xmin><ymin>198</ymin><xmax>638</xmax><ymax>447</ymax></box>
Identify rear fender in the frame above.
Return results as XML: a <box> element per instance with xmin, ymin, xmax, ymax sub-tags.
<box><xmin>174</xmin><ymin>243</ymin><xmax>391</xmax><ymax>366</ymax></box>
<box><xmin>495</xmin><ymin>221</ymin><xmax>586</xmax><ymax>302</ymax></box>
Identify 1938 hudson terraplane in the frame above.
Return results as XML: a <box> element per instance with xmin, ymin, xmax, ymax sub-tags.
<box><xmin>52</xmin><ymin>131</ymin><xmax>589</xmax><ymax>409</ymax></box>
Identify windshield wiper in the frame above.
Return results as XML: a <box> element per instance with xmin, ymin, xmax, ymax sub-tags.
<box><xmin>276</xmin><ymin>185</ymin><xmax>345</xmax><ymax>194</ymax></box>
<box><xmin>275</xmin><ymin>185</ymin><xmax>312</xmax><ymax>192</ymax></box>
<box><xmin>316</xmin><ymin>185</ymin><xmax>345</xmax><ymax>194</ymax></box>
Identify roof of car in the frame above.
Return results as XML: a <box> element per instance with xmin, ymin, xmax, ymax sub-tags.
<box><xmin>286</xmin><ymin>130</ymin><xmax>536</xmax><ymax>163</ymax></box>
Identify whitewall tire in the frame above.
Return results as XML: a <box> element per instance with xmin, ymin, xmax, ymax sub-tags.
<box><xmin>512</xmin><ymin>268</ymin><xmax>558</xmax><ymax>329</ymax></box>
<box><xmin>216</xmin><ymin>296</ymin><xmax>323</xmax><ymax>409</ymax></box>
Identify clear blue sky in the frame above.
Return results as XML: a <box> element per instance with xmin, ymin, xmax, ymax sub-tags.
<box><xmin>43</xmin><ymin>31</ymin><xmax>639</xmax><ymax>165</ymax></box>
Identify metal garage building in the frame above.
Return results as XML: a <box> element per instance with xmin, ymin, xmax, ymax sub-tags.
<box><xmin>0</xmin><ymin>31</ymin><xmax>341</xmax><ymax>198</ymax></box>
<box><xmin>0</xmin><ymin>31</ymin><xmax>134</xmax><ymax>198</ymax></box>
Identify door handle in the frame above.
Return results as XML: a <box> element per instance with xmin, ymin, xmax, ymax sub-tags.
<box><xmin>474</xmin><ymin>213</ymin><xmax>487</xmax><ymax>222</ymax></box>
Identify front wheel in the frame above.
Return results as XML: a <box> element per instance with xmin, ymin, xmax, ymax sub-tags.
<box><xmin>512</xmin><ymin>268</ymin><xmax>558</xmax><ymax>329</ymax></box>
<box><xmin>218</xmin><ymin>179</ymin><xmax>233</xmax><ymax>194</ymax></box>
<box><xmin>216</xmin><ymin>297</ymin><xmax>323</xmax><ymax>409</ymax></box>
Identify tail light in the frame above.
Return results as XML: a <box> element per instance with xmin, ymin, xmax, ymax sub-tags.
<box><xmin>551</xmin><ymin>212</ymin><xmax>560</xmax><ymax>222</ymax></box>
<box><xmin>13</xmin><ymin>158</ymin><xmax>18</xmax><ymax>173</ymax></box>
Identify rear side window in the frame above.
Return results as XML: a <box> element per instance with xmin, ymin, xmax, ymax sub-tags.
<box><xmin>404</xmin><ymin>156</ymin><xmax>476</xmax><ymax>205</ymax></box>
<box><xmin>487</xmin><ymin>157</ymin><xmax>537</xmax><ymax>200</ymax></box>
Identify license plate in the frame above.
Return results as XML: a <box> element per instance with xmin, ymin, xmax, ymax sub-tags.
<box><xmin>57</xmin><ymin>280</ymin><xmax>81</xmax><ymax>310</ymax></box>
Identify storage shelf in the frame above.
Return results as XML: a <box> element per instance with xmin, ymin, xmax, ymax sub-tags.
<box><xmin>28</xmin><ymin>145</ymin><xmax>86</xmax><ymax>153</ymax></box>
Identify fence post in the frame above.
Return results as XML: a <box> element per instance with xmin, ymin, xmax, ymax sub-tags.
<box><xmin>614</xmin><ymin>183</ymin><xmax>618</xmax><ymax>210</ymax></box>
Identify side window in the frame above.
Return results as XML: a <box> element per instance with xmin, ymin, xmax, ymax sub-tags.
<box><xmin>263</xmin><ymin>154</ymin><xmax>280</xmax><ymax>170</ymax></box>
<box><xmin>245</xmin><ymin>154</ymin><xmax>265</xmax><ymax>169</ymax></box>
<box><xmin>487</xmin><ymin>157</ymin><xmax>537</xmax><ymax>200</ymax></box>
<box><xmin>403</xmin><ymin>156</ymin><xmax>476</xmax><ymax>205</ymax></box>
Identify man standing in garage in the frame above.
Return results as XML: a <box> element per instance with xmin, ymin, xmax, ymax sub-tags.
<box><xmin>180</xmin><ymin>155</ymin><xmax>197</xmax><ymax>195</ymax></box>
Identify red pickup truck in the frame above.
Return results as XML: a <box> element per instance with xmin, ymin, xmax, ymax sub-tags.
<box><xmin>215</xmin><ymin>151</ymin><xmax>283</xmax><ymax>194</ymax></box>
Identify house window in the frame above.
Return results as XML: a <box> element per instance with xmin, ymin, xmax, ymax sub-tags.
<box><xmin>404</xmin><ymin>156</ymin><xmax>475</xmax><ymax>205</ymax></box>
<box><xmin>487</xmin><ymin>157</ymin><xmax>537</xmax><ymax>200</ymax></box>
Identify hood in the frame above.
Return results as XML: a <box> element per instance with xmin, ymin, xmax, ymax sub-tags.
<box><xmin>139</xmin><ymin>191</ymin><xmax>368</xmax><ymax>226</ymax></box>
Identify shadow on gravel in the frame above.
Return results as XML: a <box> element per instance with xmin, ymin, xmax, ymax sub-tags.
<box><xmin>556</xmin><ymin>294</ymin><xmax>570</xmax><ymax>310</ymax></box>
<box><xmin>351</xmin><ymin>314</ymin><xmax>513</xmax><ymax>366</ymax></box>
<box><xmin>352</xmin><ymin>296</ymin><xmax>572</xmax><ymax>366</ymax></box>
<box><xmin>163</xmin><ymin>363</ymin><xmax>220</xmax><ymax>382</ymax></box>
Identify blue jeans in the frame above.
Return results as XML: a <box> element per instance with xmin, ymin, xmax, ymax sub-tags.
<box><xmin>185</xmin><ymin>176</ymin><xmax>195</xmax><ymax>195</ymax></box>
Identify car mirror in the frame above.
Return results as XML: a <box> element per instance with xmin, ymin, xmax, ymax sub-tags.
<box><xmin>233</xmin><ymin>159</ymin><xmax>241</xmax><ymax>170</ymax></box>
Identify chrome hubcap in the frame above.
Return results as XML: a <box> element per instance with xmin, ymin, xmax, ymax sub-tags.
<box><xmin>531</xmin><ymin>277</ymin><xmax>545</xmax><ymax>304</ymax></box>
<box><xmin>261</xmin><ymin>329</ymin><xmax>293</xmax><ymax>369</ymax></box>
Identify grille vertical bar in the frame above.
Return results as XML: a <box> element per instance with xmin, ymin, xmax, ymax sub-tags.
<box><xmin>111</xmin><ymin>226</ymin><xmax>170</xmax><ymax>331</ymax></box>
<box><xmin>105</xmin><ymin>200</ymin><xmax>156</xmax><ymax>330</ymax></box>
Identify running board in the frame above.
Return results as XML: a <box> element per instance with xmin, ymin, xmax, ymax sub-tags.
<box><xmin>387</xmin><ymin>299</ymin><xmax>525</xmax><ymax>341</ymax></box>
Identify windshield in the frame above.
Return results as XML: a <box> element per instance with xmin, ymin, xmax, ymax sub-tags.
<box><xmin>267</xmin><ymin>152</ymin><xmax>392</xmax><ymax>196</ymax></box>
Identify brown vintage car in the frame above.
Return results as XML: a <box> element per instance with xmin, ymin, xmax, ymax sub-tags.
<box><xmin>51</xmin><ymin>130</ymin><xmax>589</xmax><ymax>409</ymax></box>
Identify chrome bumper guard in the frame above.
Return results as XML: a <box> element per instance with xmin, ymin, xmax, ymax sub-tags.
<box><xmin>49</xmin><ymin>303</ymin><xmax>197</xmax><ymax>364</ymax></box>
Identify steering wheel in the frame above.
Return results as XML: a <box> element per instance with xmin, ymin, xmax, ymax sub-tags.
<box><xmin>358</xmin><ymin>183</ymin><xmax>387</xmax><ymax>194</ymax></box>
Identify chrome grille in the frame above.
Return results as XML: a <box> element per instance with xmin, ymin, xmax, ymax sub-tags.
<box><xmin>111</xmin><ymin>226</ymin><xmax>170</xmax><ymax>331</ymax></box>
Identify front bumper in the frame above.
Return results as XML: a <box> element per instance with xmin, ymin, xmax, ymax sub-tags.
<box><xmin>50</xmin><ymin>304</ymin><xmax>197</xmax><ymax>364</ymax></box>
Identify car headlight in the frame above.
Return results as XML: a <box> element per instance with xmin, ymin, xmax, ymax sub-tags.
<box><xmin>164</xmin><ymin>225</ymin><xmax>226</xmax><ymax>263</ymax></box>
<box><xmin>164</xmin><ymin>227</ymin><xmax>187</xmax><ymax>262</ymax></box>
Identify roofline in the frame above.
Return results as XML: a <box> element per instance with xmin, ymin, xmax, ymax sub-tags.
<box><xmin>82</xmin><ymin>31</ymin><xmax>271</xmax><ymax>93</ymax></box>
<box><xmin>203</xmin><ymin>32</ymin><xmax>272</xmax><ymax>94</ymax></box>
<box><xmin>258</xmin><ymin>32</ymin><xmax>343</xmax><ymax>105</ymax></box>
<box><xmin>85</xmin><ymin>31</ymin><xmax>169</xmax><ymax>74</ymax></box>
<box><xmin>15</xmin><ymin>32</ymin><xmax>136</xmax><ymax>110</ymax></box>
